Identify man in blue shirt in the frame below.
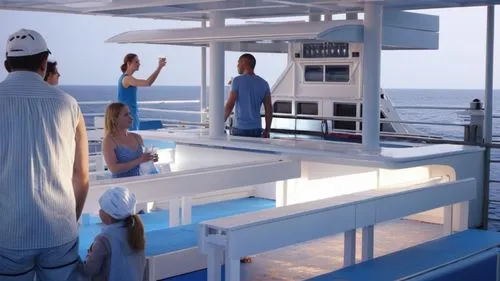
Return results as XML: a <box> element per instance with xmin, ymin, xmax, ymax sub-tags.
<box><xmin>224</xmin><ymin>53</ymin><xmax>272</xmax><ymax>138</ymax></box>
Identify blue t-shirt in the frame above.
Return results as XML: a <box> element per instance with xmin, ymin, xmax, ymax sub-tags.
<box><xmin>230</xmin><ymin>74</ymin><xmax>270</xmax><ymax>130</ymax></box>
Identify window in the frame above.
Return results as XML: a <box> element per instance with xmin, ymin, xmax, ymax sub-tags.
<box><xmin>333</xmin><ymin>103</ymin><xmax>357</xmax><ymax>130</ymax></box>
<box><xmin>274</xmin><ymin>101</ymin><xmax>292</xmax><ymax>114</ymax></box>
<box><xmin>304</xmin><ymin>65</ymin><xmax>323</xmax><ymax>82</ymax></box>
<box><xmin>325</xmin><ymin>65</ymin><xmax>349</xmax><ymax>82</ymax></box>
<box><xmin>304</xmin><ymin>65</ymin><xmax>350</xmax><ymax>83</ymax></box>
<box><xmin>297</xmin><ymin>102</ymin><xmax>318</xmax><ymax>115</ymax></box>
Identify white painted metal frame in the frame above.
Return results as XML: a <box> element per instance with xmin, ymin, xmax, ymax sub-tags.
<box><xmin>82</xmin><ymin>158</ymin><xmax>300</xmax><ymax>227</ymax></box>
<box><xmin>200</xmin><ymin>178</ymin><xmax>476</xmax><ymax>281</ymax></box>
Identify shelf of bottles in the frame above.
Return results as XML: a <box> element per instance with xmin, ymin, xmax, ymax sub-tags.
<box><xmin>302</xmin><ymin>42</ymin><xmax>349</xmax><ymax>58</ymax></box>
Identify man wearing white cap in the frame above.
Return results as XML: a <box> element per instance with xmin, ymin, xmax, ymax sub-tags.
<box><xmin>0</xmin><ymin>29</ymin><xmax>89</xmax><ymax>280</ymax></box>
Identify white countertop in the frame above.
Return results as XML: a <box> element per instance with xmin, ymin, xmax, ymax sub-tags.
<box><xmin>137</xmin><ymin>129</ymin><xmax>483</xmax><ymax>169</ymax></box>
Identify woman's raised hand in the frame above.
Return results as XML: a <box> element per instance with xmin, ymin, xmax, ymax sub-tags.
<box><xmin>158</xmin><ymin>57</ymin><xmax>167</xmax><ymax>68</ymax></box>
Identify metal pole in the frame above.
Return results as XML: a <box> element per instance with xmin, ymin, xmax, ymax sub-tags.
<box><xmin>485</xmin><ymin>5</ymin><xmax>495</xmax><ymax>144</ymax></box>
<box><xmin>482</xmin><ymin>5</ymin><xmax>495</xmax><ymax>229</ymax></box>
<box><xmin>208</xmin><ymin>12</ymin><xmax>225</xmax><ymax>137</ymax></box>
<box><xmin>361</xmin><ymin>3</ymin><xmax>383</xmax><ymax>150</ymax></box>
<box><xmin>201</xmin><ymin>20</ymin><xmax>207</xmax><ymax>123</ymax></box>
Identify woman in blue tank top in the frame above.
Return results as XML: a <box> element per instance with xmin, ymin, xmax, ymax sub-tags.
<box><xmin>102</xmin><ymin>102</ymin><xmax>158</xmax><ymax>178</ymax></box>
<box><xmin>118</xmin><ymin>53</ymin><xmax>166</xmax><ymax>130</ymax></box>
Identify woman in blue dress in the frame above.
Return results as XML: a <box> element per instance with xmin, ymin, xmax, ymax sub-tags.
<box><xmin>102</xmin><ymin>102</ymin><xmax>157</xmax><ymax>178</ymax></box>
<box><xmin>118</xmin><ymin>53</ymin><xmax>166</xmax><ymax>130</ymax></box>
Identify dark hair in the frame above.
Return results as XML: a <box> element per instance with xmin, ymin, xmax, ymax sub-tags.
<box><xmin>124</xmin><ymin>214</ymin><xmax>145</xmax><ymax>252</ymax></box>
<box><xmin>6</xmin><ymin>51</ymin><xmax>49</xmax><ymax>72</ymax></box>
<box><xmin>239</xmin><ymin>53</ymin><xmax>256</xmax><ymax>69</ymax></box>
<box><xmin>121</xmin><ymin>53</ymin><xmax>137</xmax><ymax>73</ymax></box>
<box><xmin>4</xmin><ymin>60</ymin><xmax>11</xmax><ymax>73</ymax></box>
<box><xmin>44</xmin><ymin>61</ymin><xmax>57</xmax><ymax>81</ymax></box>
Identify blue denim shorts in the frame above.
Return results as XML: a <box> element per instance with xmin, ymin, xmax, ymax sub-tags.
<box><xmin>0</xmin><ymin>238</ymin><xmax>81</xmax><ymax>281</ymax></box>
<box><xmin>230</xmin><ymin>127</ymin><xmax>262</xmax><ymax>138</ymax></box>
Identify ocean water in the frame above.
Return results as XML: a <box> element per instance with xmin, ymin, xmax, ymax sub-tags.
<box><xmin>60</xmin><ymin>85</ymin><xmax>500</xmax><ymax>227</ymax></box>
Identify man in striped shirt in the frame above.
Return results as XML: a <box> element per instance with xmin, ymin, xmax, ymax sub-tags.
<box><xmin>0</xmin><ymin>29</ymin><xmax>89</xmax><ymax>280</ymax></box>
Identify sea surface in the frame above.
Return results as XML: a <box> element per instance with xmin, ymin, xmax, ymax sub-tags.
<box><xmin>60</xmin><ymin>85</ymin><xmax>500</xmax><ymax>229</ymax></box>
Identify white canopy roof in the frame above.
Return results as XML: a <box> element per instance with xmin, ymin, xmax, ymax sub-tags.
<box><xmin>1</xmin><ymin>0</ymin><xmax>499</xmax><ymax>21</ymax></box>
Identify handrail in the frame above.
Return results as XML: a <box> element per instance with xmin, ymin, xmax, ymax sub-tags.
<box><xmin>268</xmin><ymin>114</ymin><xmax>468</xmax><ymax>127</ymax></box>
<box><xmin>141</xmin><ymin>107</ymin><xmax>203</xmax><ymax>115</ymax></box>
<box><xmin>79</xmin><ymin>99</ymin><xmax>199</xmax><ymax>105</ymax></box>
<box><xmin>394</xmin><ymin>105</ymin><xmax>470</xmax><ymax>110</ymax></box>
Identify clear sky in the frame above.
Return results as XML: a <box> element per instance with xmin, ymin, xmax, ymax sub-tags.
<box><xmin>0</xmin><ymin>5</ymin><xmax>499</xmax><ymax>89</ymax></box>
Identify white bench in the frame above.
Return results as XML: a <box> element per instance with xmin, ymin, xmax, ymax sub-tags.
<box><xmin>83</xmin><ymin>158</ymin><xmax>300</xmax><ymax>227</ymax></box>
<box><xmin>199</xmin><ymin>178</ymin><xmax>476</xmax><ymax>281</ymax></box>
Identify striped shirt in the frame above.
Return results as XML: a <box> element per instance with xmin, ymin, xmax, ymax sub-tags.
<box><xmin>0</xmin><ymin>71</ymin><xmax>81</xmax><ymax>249</ymax></box>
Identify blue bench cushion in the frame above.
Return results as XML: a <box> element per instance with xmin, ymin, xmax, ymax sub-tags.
<box><xmin>307</xmin><ymin>229</ymin><xmax>500</xmax><ymax>281</ymax></box>
<box><xmin>139</xmin><ymin>120</ymin><xmax>163</xmax><ymax>130</ymax></box>
<box><xmin>79</xmin><ymin>197</ymin><xmax>276</xmax><ymax>258</ymax></box>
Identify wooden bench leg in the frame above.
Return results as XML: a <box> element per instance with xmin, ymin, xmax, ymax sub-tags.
<box><xmin>181</xmin><ymin>196</ymin><xmax>192</xmax><ymax>225</ymax></box>
<box><xmin>344</xmin><ymin>230</ymin><xmax>356</xmax><ymax>267</ymax></box>
<box><xmin>207</xmin><ymin>244</ymin><xmax>223</xmax><ymax>281</ymax></box>
<box><xmin>225</xmin><ymin>255</ymin><xmax>240</xmax><ymax>281</ymax></box>
<box><xmin>169</xmin><ymin>199</ymin><xmax>180</xmax><ymax>227</ymax></box>
<box><xmin>362</xmin><ymin>225</ymin><xmax>374</xmax><ymax>261</ymax></box>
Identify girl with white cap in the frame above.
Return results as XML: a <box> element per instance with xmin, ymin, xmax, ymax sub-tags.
<box><xmin>79</xmin><ymin>186</ymin><xmax>146</xmax><ymax>281</ymax></box>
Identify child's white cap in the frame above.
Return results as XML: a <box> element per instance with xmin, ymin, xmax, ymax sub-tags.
<box><xmin>99</xmin><ymin>186</ymin><xmax>137</xmax><ymax>220</ymax></box>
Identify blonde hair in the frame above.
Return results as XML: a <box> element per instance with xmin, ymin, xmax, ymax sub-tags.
<box><xmin>104</xmin><ymin>102</ymin><xmax>127</xmax><ymax>135</ymax></box>
<box><xmin>124</xmin><ymin>214</ymin><xmax>145</xmax><ymax>252</ymax></box>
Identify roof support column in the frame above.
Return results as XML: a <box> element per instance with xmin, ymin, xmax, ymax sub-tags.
<box><xmin>201</xmin><ymin>19</ymin><xmax>208</xmax><ymax>123</ymax></box>
<box><xmin>361</xmin><ymin>3</ymin><xmax>383</xmax><ymax>150</ymax></box>
<box><xmin>484</xmin><ymin>5</ymin><xmax>495</xmax><ymax>144</ymax></box>
<box><xmin>208</xmin><ymin>12</ymin><xmax>225</xmax><ymax>138</ymax></box>
<box><xmin>482</xmin><ymin>5</ymin><xmax>495</xmax><ymax>228</ymax></box>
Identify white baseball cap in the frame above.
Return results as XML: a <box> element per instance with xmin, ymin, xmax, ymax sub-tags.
<box><xmin>99</xmin><ymin>186</ymin><xmax>137</xmax><ymax>220</ymax></box>
<box><xmin>5</xmin><ymin>29</ymin><xmax>51</xmax><ymax>57</ymax></box>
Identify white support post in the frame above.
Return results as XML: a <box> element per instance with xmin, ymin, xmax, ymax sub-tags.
<box><xmin>276</xmin><ymin>180</ymin><xmax>288</xmax><ymax>207</ymax></box>
<box><xmin>443</xmin><ymin>205</ymin><xmax>453</xmax><ymax>235</ymax></box>
<box><xmin>344</xmin><ymin>230</ymin><xmax>356</xmax><ymax>266</ymax></box>
<box><xmin>484</xmin><ymin>5</ymin><xmax>495</xmax><ymax>144</ymax></box>
<box><xmin>169</xmin><ymin>198</ymin><xmax>181</xmax><ymax>227</ymax></box>
<box><xmin>457</xmin><ymin>201</ymin><xmax>470</xmax><ymax>231</ymax></box>
<box><xmin>146</xmin><ymin>257</ymin><xmax>155</xmax><ymax>281</ymax></box>
<box><xmin>207</xmin><ymin>244</ymin><xmax>223</xmax><ymax>281</ymax></box>
<box><xmin>201</xmin><ymin>20</ymin><xmax>208</xmax><ymax>124</ymax></box>
<box><xmin>361</xmin><ymin>225</ymin><xmax>374</xmax><ymax>261</ymax></box>
<box><xmin>225</xmin><ymin>253</ymin><xmax>240</xmax><ymax>281</ymax></box>
<box><xmin>481</xmin><ymin>5</ymin><xmax>495</xmax><ymax>229</ymax></box>
<box><xmin>181</xmin><ymin>196</ymin><xmax>192</xmax><ymax>225</ymax></box>
<box><xmin>361</xmin><ymin>3</ymin><xmax>383</xmax><ymax>150</ymax></box>
<box><xmin>209</xmin><ymin>12</ymin><xmax>225</xmax><ymax>137</ymax></box>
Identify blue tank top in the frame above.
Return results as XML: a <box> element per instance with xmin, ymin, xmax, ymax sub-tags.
<box><xmin>112</xmin><ymin>141</ymin><xmax>142</xmax><ymax>178</ymax></box>
<box><xmin>117</xmin><ymin>74</ymin><xmax>139</xmax><ymax>130</ymax></box>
